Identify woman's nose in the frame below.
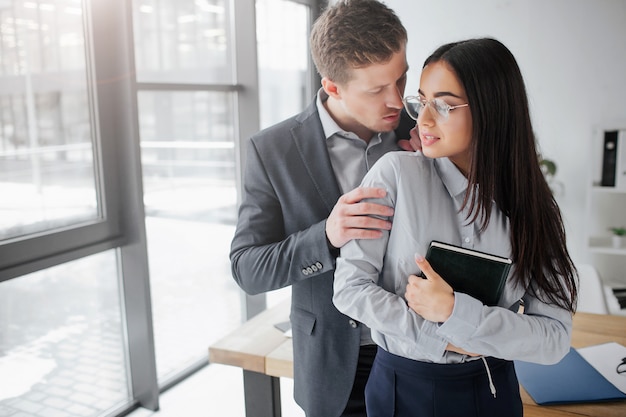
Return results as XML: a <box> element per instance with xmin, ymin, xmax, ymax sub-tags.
<box><xmin>417</xmin><ymin>104</ymin><xmax>435</xmax><ymax>126</ymax></box>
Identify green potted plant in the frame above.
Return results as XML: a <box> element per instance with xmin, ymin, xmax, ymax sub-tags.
<box><xmin>609</xmin><ymin>226</ymin><xmax>626</xmax><ymax>248</ymax></box>
<box><xmin>539</xmin><ymin>158</ymin><xmax>557</xmax><ymax>179</ymax></box>
<box><xmin>539</xmin><ymin>157</ymin><xmax>563</xmax><ymax>195</ymax></box>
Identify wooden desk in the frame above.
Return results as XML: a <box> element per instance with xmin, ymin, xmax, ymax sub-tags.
<box><xmin>210</xmin><ymin>300</ymin><xmax>626</xmax><ymax>417</ymax></box>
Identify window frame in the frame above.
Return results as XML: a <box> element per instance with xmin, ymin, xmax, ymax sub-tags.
<box><xmin>0</xmin><ymin>0</ymin><xmax>125</xmax><ymax>283</ymax></box>
<box><xmin>0</xmin><ymin>0</ymin><xmax>322</xmax><ymax>413</ymax></box>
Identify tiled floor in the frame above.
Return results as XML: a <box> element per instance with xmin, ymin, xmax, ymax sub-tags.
<box><xmin>127</xmin><ymin>364</ymin><xmax>304</xmax><ymax>417</ymax></box>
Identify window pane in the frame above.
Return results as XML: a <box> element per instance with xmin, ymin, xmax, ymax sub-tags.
<box><xmin>132</xmin><ymin>0</ymin><xmax>233</xmax><ymax>84</ymax></box>
<box><xmin>0</xmin><ymin>0</ymin><xmax>98</xmax><ymax>241</ymax></box>
<box><xmin>0</xmin><ymin>251</ymin><xmax>131</xmax><ymax>416</ymax></box>
<box><xmin>137</xmin><ymin>91</ymin><xmax>240</xmax><ymax>380</ymax></box>
<box><xmin>256</xmin><ymin>0</ymin><xmax>310</xmax><ymax>128</ymax></box>
<box><xmin>255</xmin><ymin>0</ymin><xmax>311</xmax><ymax>307</ymax></box>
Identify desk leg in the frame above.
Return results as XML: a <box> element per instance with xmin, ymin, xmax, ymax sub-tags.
<box><xmin>242</xmin><ymin>370</ymin><xmax>282</xmax><ymax>417</ymax></box>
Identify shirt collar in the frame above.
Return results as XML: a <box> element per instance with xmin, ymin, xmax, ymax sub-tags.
<box><xmin>316</xmin><ymin>89</ymin><xmax>343</xmax><ymax>140</ymax></box>
<box><xmin>315</xmin><ymin>88</ymin><xmax>392</xmax><ymax>145</ymax></box>
<box><xmin>435</xmin><ymin>157</ymin><xmax>469</xmax><ymax>197</ymax></box>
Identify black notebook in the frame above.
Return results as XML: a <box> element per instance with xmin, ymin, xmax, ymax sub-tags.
<box><xmin>423</xmin><ymin>241</ymin><xmax>512</xmax><ymax>306</ymax></box>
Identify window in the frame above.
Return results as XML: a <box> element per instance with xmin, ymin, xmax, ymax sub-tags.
<box><xmin>0</xmin><ymin>1</ymin><xmax>134</xmax><ymax>414</ymax></box>
<box><xmin>133</xmin><ymin>0</ymin><xmax>233</xmax><ymax>85</ymax></box>
<box><xmin>0</xmin><ymin>251</ymin><xmax>130</xmax><ymax>416</ymax></box>
<box><xmin>256</xmin><ymin>0</ymin><xmax>314</xmax><ymax>310</ymax></box>
<box><xmin>0</xmin><ymin>0</ymin><xmax>118</xmax><ymax>278</ymax></box>
<box><xmin>132</xmin><ymin>0</ymin><xmax>241</xmax><ymax>383</ymax></box>
<box><xmin>0</xmin><ymin>0</ymin><xmax>319</xmax><ymax>415</ymax></box>
<box><xmin>256</xmin><ymin>0</ymin><xmax>311</xmax><ymax>129</ymax></box>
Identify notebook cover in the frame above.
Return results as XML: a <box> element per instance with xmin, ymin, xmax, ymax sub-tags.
<box><xmin>514</xmin><ymin>347</ymin><xmax>626</xmax><ymax>405</ymax></box>
<box><xmin>424</xmin><ymin>241</ymin><xmax>512</xmax><ymax>306</ymax></box>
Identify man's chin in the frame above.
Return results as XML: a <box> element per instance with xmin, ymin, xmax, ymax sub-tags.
<box><xmin>378</xmin><ymin>120</ymin><xmax>400</xmax><ymax>133</ymax></box>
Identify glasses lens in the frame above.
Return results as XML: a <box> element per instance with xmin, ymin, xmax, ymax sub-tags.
<box><xmin>403</xmin><ymin>97</ymin><xmax>421</xmax><ymax>120</ymax></box>
<box><xmin>432</xmin><ymin>98</ymin><xmax>450</xmax><ymax>120</ymax></box>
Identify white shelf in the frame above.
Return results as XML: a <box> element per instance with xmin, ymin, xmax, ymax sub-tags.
<box><xmin>588</xmin><ymin>237</ymin><xmax>626</xmax><ymax>254</ymax></box>
<box><xmin>585</xmin><ymin>127</ymin><xmax>626</xmax><ymax>287</ymax></box>
<box><xmin>605</xmin><ymin>284</ymin><xmax>626</xmax><ymax>316</ymax></box>
<box><xmin>590</xmin><ymin>185</ymin><xmax>626</xmax><ymax>194</ymax></box>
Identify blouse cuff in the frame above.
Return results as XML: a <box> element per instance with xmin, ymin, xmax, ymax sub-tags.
<box><xmin>436</xmin><ymin>292</ymin><xmax>483</xmax><ymax>345</ymax></box>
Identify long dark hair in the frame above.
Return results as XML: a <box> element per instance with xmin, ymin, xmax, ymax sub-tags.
<box><xmin>424</xmin><ymin>38</ymin><xmax>577</xmax><ymax>312</ymax></box>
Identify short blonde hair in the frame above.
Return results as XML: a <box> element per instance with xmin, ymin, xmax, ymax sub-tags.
<box><xmin>310</xmin><ymin>0</ymin><xmax>407</xmax><ymax>84</ymax></box>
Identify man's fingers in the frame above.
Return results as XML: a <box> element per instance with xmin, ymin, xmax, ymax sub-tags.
<box><xmin>338</xmin><ymin>214</ymin><xmax>392</xmax><ymax>232</ymax></box>
<box><xmin>337</xmin><ymin>187</ymin><xmax>394</xmax><ymax>217</ymax></box>
<box><xmin>327</xmin><ymin>187</ymin><xmax>394</xmax><ymax>248</ymax></box>
<box><xmin>350</xmin><ymin>201</ymin><xmax>394</xmax><ymax>217</ymax></box>
<box><xmin>341</xmin><ymin>187</ymin><xmax>388</xmax><ymax>204</ymax></box>
<box><xmin>335</xmin><ymin>200</ymin><xmax>393</xmax><ymax>220</ymax></box>
<box><xmin>342</xmin><ymin>228</ymin><xmax>384</xmax><ymax>241</ymax></box>
<box><xmin>408</xmin><ymin>127</ymin><xmax>422</xmax><ymax>151</ymax></box>
<box><xmin>397</xmin><ymin>139</ymin><xmax>414</xmax><ymax>151</ymax></box>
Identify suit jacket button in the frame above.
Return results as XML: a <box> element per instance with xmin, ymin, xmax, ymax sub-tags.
<box><xmin>302</xmin><ymin>268</ymin><xmax>309</xmax><ymax>275</ymax></box>
<box><xmin>311</xmin><ymin>264</ymin><xmax>318</xmax><ymax>272</ymax></box>
<box><xmin>315</xmin><ymin>262</ymin><xmax>323</xmax><ymax>270</ymax></box>
<box><xmin>349</xmin><ymin>320</ymin><xmax>358</xmax><ymax>328</ymax></box>
<box><xmin>306</xmin><ymin>266</ymin><xmax>314</xmax><ymax>274</ymax></box>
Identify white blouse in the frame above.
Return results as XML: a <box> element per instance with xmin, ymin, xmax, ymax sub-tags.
<box><xmin>333</xmin><ymin>151</ymin><xmax>572</xmax><ymax>365</ymax></box>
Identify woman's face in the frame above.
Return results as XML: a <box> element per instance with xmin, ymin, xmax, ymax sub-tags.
<box><xmin>416</xmin><ymin>60</ymin><xmax>473</xmax><ymax>176</ymax></box>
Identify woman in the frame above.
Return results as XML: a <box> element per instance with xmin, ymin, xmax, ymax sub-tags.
<box><xmin>332</xmin><ymin>38</ymin><xmax>578</xmax><ymax>417</ymax></box>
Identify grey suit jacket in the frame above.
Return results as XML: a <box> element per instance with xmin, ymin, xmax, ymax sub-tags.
<box><xmin>230</xmin><ymin>99</ymin><xmax>413</xmax><ymax>417</ymax></box>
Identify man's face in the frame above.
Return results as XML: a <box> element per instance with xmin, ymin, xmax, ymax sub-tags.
<box><xmin>325</xmin><ymin>48</ymin><xmax>408</xmax><ymax>140</ymax></box>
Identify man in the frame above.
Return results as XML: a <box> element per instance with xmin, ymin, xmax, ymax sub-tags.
<box><xmin>230</xmin><ymin>1</ymin><xmax>413</xmax><ymax>416</ymax></box>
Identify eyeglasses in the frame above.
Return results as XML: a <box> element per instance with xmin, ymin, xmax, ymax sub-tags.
<box><xmin>403</xmin><ymin>95</ymin><xmax>469</xmax><ymax>121</ymax></box>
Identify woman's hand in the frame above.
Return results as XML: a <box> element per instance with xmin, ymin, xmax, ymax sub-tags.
<box><xmin>406</xmin><ymin>255</ymin><xmax>482</xmax><ymax>357</ymax></box>
<box><xmin>405</xmin><ymin>254</ymin><xmax>455</xmax><ymax>323</ymax></box>
<box><xmin>446</xmin><ymin>343</ymin><xmax>481</xmax><ymax>357</ymax></box>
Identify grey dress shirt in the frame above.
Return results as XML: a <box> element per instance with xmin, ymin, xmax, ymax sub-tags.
<box><xmin>333</xmin><ymin>151</ymin><xmax>572</xmax><ymax>365</ymax></box>
<box><xmin>316</xmin><ymin>89</ymin><xmax>399</xmax><ymax>194</ymax></box>
<box><xmin>316</xmin><ymin>89</ymin><xmax>398</xmax><ymax>346</ymax></box>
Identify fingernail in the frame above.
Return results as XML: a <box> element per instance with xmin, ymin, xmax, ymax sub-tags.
<box><xmin>414</xmin><ymin>252</ymin><xmax>424</xmax><ymax>262</ymax></box>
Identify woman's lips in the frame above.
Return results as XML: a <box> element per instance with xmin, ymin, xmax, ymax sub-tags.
<box><xmin>420</xmin><ymin>133</ymin><xmax>439</xmax><ymax>147</ymax></box>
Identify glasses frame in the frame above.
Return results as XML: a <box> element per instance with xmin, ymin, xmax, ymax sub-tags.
<box><xmin>403</xmin><ymin>95</ymin><xmax>469</xmax><ymax>121</ymax></box>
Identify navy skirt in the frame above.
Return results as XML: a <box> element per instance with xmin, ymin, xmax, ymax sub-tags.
<box><xmin>365</xmin><ymin>347</ymin><xmax>523</xmax><ymax>417</ymax></box>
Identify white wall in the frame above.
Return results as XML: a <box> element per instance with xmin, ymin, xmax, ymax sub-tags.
<box><xmin>385</xmin><ymin>0</ymin><xmax>626</xmax><ymax>262</ymax></box>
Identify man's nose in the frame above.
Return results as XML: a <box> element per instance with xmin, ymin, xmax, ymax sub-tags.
<box><xmin>388</xmin><ymin>86</ymin><xmax>404</xmax><ymax>109</ymax></box>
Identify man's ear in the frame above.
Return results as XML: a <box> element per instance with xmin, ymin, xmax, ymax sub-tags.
<box><xmin>321</xmin><ymin>77</ymin><xmax>341</xmax><ymax>99</ymax></box>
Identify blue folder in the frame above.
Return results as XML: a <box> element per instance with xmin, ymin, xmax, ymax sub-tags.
<box><xmin>514</xmin><ymin>347</ymin><xmax>626</xmax><ymax>405</ymax></box>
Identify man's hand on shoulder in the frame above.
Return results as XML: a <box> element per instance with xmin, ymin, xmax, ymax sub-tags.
<box><xmin>397</xmin><ymin>126</ymin><xmax>422</xmax><ymax>152</ymax></box>
<box><xmin>325</xmin><ymin>187</ymin><xmax>393</xmax><ymax>249</ymax></box>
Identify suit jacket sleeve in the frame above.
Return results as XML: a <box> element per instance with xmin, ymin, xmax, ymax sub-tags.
<box><xmin>229</xmin><ymin>134</ymin><xmax>337</xmax><ymax>295</ymax></box>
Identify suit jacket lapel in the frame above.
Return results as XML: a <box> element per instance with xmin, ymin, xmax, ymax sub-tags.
<box><xmin>291</xmin><ymin>101</ymin><xmax>342</xmax><ymax>213</ymax></box>
<box><xmin>289</xmin><ymin>102</ymin><xmax>414</xmax><ymax>214</ymax></box>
